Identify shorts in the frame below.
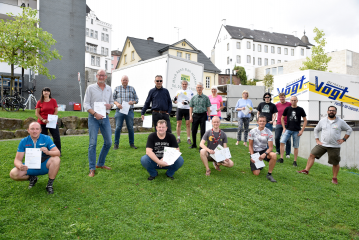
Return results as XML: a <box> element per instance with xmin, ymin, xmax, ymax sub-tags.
<box><xmin>176</xmin><ymin>108</ymin><xmax>190</xmax><ymax>121</ymax></box>
<box><xmin>206</xmin><ymin>152</ymin><xmax>215</xmax><ymax>162</ymax></box>
<box><xmin>280</xmin><ymin>130</ymin><xmax>300</xmax><ymax>148</ymax></box>
<box><xmin>250</xmin><ymin>149</ymin><xmax>270</xmax><ymax>171</ymax></box>
<box><xmin>23</xmin><ymin>157</ymin><xmax>50</xmax><ymax>176</ymax></box>
<box><xmin>311</xmin><ymin>145</ymin><xmax>341</xmax><ymax>165</ymax></box>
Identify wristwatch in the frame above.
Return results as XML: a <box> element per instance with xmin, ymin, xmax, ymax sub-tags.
<box><xmin>342</xmin><ymin>138</ymin><xmax>346</xmax><ymax>142</ymax></box>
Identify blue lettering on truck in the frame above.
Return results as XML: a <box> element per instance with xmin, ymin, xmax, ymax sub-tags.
<box><xmin>277</xmin><ymin>75</ymin><xmax>306</xmax><ymax>96</ymax></box>
<box><xmin>315</xmin><ymin>76</ymin><xmax>349</xmax><ymax>100</ymax></box>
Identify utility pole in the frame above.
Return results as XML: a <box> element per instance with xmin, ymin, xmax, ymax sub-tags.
<box><xmin>174</xmin><ymin>27</ymin><xmax>181</xmax><ymax>41</ymax></box>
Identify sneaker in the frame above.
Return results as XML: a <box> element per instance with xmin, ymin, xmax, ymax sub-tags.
<box><xmin>46</xmin><ymin>186</ymin><xmax>54</xmax><ymax>194</ymax></box>
<box><xmin>130</xmin><ymin>145</ymin><xmax>138</xmax><ymax>149</ymax></box>
<box><xmin>113</xmin><ymin>144</ymin><xmax>119</xmax><ymax>150</ymax></box>
<box><xmin>276</xmin><ymin>158</ymin><xmax>283</xmax><ymax>163</ymax></box>
<box><xmin>213</xmin><ymin>161</ymin><xmax>221</xmax><ymax>171</ymax></box>
<box><xmin>187</xmin><ymin>139</ymin><xmax>192</xmax><ymax>145</ymax></box>
<box><xmin>166</xmin><ymin>174</ymin><xmax>174</xmax><ymax>180</ymax></box>
<box><xmin>297</xmin><ymin>169</ymin><xmax>309</xmax><ymax>175</ymax></box>
<box><xmin>286</xmin><ymin>155</ymin><xmax>290</xmax><ymax>158</ymax></box>
<box><xmin>332</xmin><ymin>178</ymin><xmax>338</xmax><ymax>184</ymax></box>
<box><xmin>266</xmin><ymin>174</ymin><xmax>277</xmax><ymax>183</ymax></box>
<box><xmin>177</xmin><ymin>138</ymin><xmax>181</xmax><ymax>143</ymax></box>
<box><xmin>275</xmin><ymin>152</ymin><xmax>279</xmax><ymax>155</ymax></box>
<box><xmin>293</xmin><ymin>161</ymin><xmax>298</xmax><ymax>167</ymax></box>
<box><xmin>28</xmin><ymin>176</ymin><xmax>38</xmax><ymax>189</ymax></box>
<box><xmin>148</xmin><ymin>176</ymin><xmax>156</xmax><ymax>181</ymax></box>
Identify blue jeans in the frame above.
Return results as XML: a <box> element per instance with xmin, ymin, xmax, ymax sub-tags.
<box><xmin>88</xmin><ymin>113</ymin><xmax>112</xmax><ymax>170</ymax></box>
<box><xmin>265</xmin><ymin>122</ymin><xmax>273</xmax><ymax>131</ymax></box>
<box><xmin>140</xmin><ymin>155</ymin><xmax>184</xmax><ymax>177</ymax></box>
<box><xmin>114</xmin><ymin>109</ymin><xmax>134</xmax><ymax>145</ymax></box>
<box><xmin>280</xmin><ymin>130</ymin><xmax>300</xmax><ymax>148</ymax></box>
<box><xmin>237</xmin><ymin>117</ymin><xmax>250</xmax><ymax>142</ymax></box>
<box><xmin>275</xmin><ymin>125</ymin><xmax>291</xmax><ymax>155</ymax></box>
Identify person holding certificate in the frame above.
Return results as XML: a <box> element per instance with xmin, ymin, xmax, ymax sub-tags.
<box><xmin>208</xmin><ymin>86</ymin><xmax>224</xmax><ymax>120</ymax></box>
<box><xmin>140</xmin><ymin>120</ymin><xmax>184</xmax><ymax>180</ymax></box>
<box><xmin>35</xmin><ymin>87</ymin><xmax>61</xmax><ymax>153</ymax></box>
<box><xmin>199</xmin><ymin>116</ymin><xmax>234</xmax><ymax>176</ymax></box>
<box><xmin>235</xmin><ymin>90</ymin><xmax>253</xmax><ymax>147</ymax></box>
<box><xmin>248</xmin><ymin>115</ymin><xmax>278</xmax><ymax>182</ymax></box>
<box><xmin>113</xmin><ymin>75</ymin><xmax>139</xmax><ymax>150</ymax></box>
<box><xmin>9</xmin><ymin>122</ymin><xmax>61</xmax><ymax>194</ymax></box>
<box><xmin>83</xmin><ymin>69</ymin><xmax>114</xmax><ymax>177</ymax></box>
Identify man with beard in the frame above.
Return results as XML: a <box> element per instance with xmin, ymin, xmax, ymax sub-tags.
<box><xmin>297</xmin><ymin>106</ymin><xmax>352</xmax><ymax>184</ymax></box>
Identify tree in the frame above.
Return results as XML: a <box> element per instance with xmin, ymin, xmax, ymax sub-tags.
<box><xmin>263</xmin><ymin>74</ymin><xmax>274</xmax><ymax>91</ymax></box>
<box><xmin>0</xmin><ymin>7</ymin><xmax>62</xmax><ymax>95</ymax></box>
<box><xmin>299</xmin><ymin>27</ymin><xmax>332</xmax><ymax>71</ymax></box>
<box><xmin>246</xmin><ymin>79</ymin><xmax>257</xmax><ymax>85</ymax></box>
<box><xmin>233</xmin><ymin>65</ymin><xmax>247</xmax><ymax>85</ymax></box>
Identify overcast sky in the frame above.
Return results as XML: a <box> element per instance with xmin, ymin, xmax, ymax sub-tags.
<box><xmin>86</xmin><ymin>0</ymin><xmax>359</xmax><ymax>58</ymax></box>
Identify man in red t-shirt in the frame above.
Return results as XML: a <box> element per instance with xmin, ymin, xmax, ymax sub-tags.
<box><xmin>275</xmin><ymin>92</ymin><xmax>291</xmax><ymax>161</ymax></box>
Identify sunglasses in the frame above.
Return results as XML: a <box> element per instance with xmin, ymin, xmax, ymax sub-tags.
<box><xmin>328</xmin><ymin>110</ymin><xmax>336</xmax><ymax>112</ymax></box>
<box><xmin>156</xmin><ymin>80</ymin><xmax>163</xmax><ymax>83</ymax></box>
<box><xmin>264</xmin><ymin>97</ymin><xmax>270</xmax><ymax>98</ymax></box>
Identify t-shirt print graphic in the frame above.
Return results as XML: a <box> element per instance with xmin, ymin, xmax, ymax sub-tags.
<box><xmin>289</xmin><ymin>111</ymin><xmax>297</xmax><ymax>121</ymax></box>
<box><xmin>262</xmin><ymin>104</ymin><xmax>270</xmax><ymax>113</ymax></box>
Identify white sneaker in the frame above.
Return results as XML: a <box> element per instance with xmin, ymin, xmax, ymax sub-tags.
<box><xmin>286</xmin><ymin>155</ymin><xmax>290</xmax><ymax>158</ymax></box>
<box><xmin>275</xmin><ymin>152</ymin><xmax>279</xmax><ymax>155</ymax></box>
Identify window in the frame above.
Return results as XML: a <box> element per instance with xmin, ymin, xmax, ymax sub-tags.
<box><xmin>182</xmin><ymin>43</ymin><xmax>186</xmax><ymax>46</ymax></box>
<box><xmin>103</xmin><ymin>28</ymin><xmax>108</xmax><ymax>32</ymax></box>
<box><xmin>253</xmin><ymin>44</ymin><xmax>255</xmax><ymax>51</ymax></box>
<box><xmin>86</xmin><ymin>44</ymin><xmax>89</xmax><ymax>51</ymax></box>
<box><xmin>284</xmin><ymin>48</ymin><xmax>288</xmax><ymax>55</ymax></box>
<box><xmin>236</xmin><ymin>55</ymin><xmax>241</xmax><ymax>64</ymax></box>
<box><xmin>177</xmin><ymin>52</ymin><xmax>182</xmax><ymax>57</ymax></box>
<box><xmin>90</xmin><ymin>30</ymin><xmax>94</xmax><ymax>38</ymax></box>
<box><xmin>101</xmin><ymin>33</ymin><xmax>104</xmax><ymax>41</ymax></box>
<box><xmin>206</xmin><ymin>76</ymin><xmax>210</xmax><ymax>89</ymax></box>
<box><xmin>101</xmin><ymin>47</ymin><xmax>104</xmax><ymax>55</ymax></box>
<box><xmin>227</xmin><ymin>57</ymin><xmax>229</xmax><ymax>65</ymax></box>
<box><xmin>253</xmin><ymin>57</ymin><xmax>255</xmax><ymax>65</ymax></box>
<box><xmin>111</xmin><ymin>56</ymin><xmax>114</xmax><ymax>60</ymax></box>
<box><xmin>185</xmin><ymin>53</ymin><xmax>190</xmax><ymax>60</ymax></box>
<box><xmin>277</xmin><ymin>60</ymin><xmax>281</xmax><ymax>63</ymax></box>
<box><xmin>247</xmin><ymin>55</ymin><xmax>251</xmax><ymax>63</ymax></box>
<box><xmin>236</xmin><ymin>42</ymin><xmax>241</xmax><ymax>49</ymax></box>
<box><xmin>277</xmin><ymin>47</ymin><xmax>281</xmax><ymax>54</ymax></box>
<box><xmin>96</xmin><ymin>57</ymin><xmax>100</xmax><ymax>67</ymax></box>
<box><xmin>105</xmin><ymin>60</ymin><xmax>107</xmax><ymax>70</ymax></box>
<box><xmin>227</xmin><ymin>43</ymin><xmax>229</xmax><ymax>51</ymax></box>
<box><xmin>131</xmin><ymin>51</ymin><xmax>134</xmax><ymax>60</ymax></box>
<box><xmin>258</xmin><ymin>58</ymin><xmax>262</xmax><ymax>66</ymax></box>
<box><xmin>265</xmin><ymin>68</ymin><xmax>270</xmax><ymax>74</ymax></box>
<box><xmin>91</xmin><ymin>55</ymin><xmax>95</xmax><ymax>65</ymax></box>
<box><xmin>271</xmin><ymin>59</ymin><xmax>275</xmax><ymax>65</ymax></box>
<box><xmin>111</xmin><ymin>64</ymin><xmax>114</xmax><ymax>68</ymax></box>
<box><xmin>94</xmin><ymin>31</ymin><xmax>98</xmax><ymax>39</ymax></box>
<box><xmin>117</xmin><ymin>56</ymin><xmax>120</xmax><ymax>61</ymax></box>
<box><xmin>301</xmin><ymin>48</ymin><xmax>304</xmax><ymax>56</ymax></box>
<box><xmin>247</xmin><ymin>41</ymin><xmax>251</xmax><ymax>49</ymax></box>
<box><xmin>272</xmin><ymin>67</ymin><xmax>277</xmax><ymax>75</ymax></box>
<box><xmin>124</xmin><ymin>55</ymin><xmax>127</xmax><ymax>64</ymax></box>
<box><xmin>271</xmin><ymin>46</ymin><xmax>275</xmax><ymax>53</ymax></box>
<box><xmin>265</xmin><ymin>58</ymin><xmax>268</xmax><ymax>66</ymax></box>
<box><xmin>264</xmin><ymin>45</ymin><xmax>268</xmax><ymax>53</ymax></box>
<box><xmin>86</xmin><ymin>28</ymin><xmax>89</xmax><ymax>37</ymax></box>
<box><xmin>91</xmin><ymin>19</ymin><xmax>93</xmax><ymax>24</ymax></box>
<box><xmin>258</xmin><ymin>44</ymin><xmax>261</xmax><ymax>52</ymax></box>
<box><xmin>105</xmin><ymin>34</ymin><xmax>109</xmax><ymax>42</ymax></box>
<box><xmin>94</xmin><ymin>46</ymin><xmax>97</xmax><ymax>53</ymax></box>
<box><xmin>278</xmin><ymin>66</ymin><xmax>283</xmax><ymax>75</ymax></box>
<box><xmin>291</xmin><ymin>49</ymin><xmax>294</xmax><ymax>56</ymax></box>
<box><xmin>347</xmin><ymin>50</ymin><xmax>353</xmax><ymax>67</ymax></box>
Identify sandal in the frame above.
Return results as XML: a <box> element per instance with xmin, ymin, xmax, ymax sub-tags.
<box><xmin>213</xmin><ymin>162</ymin><xmax>221</xmax><ymax>171</ymax></box>
<box><xmin>235</xmin><ymin>141</ymin><xmax>239</xmax><ymax>145</ymax></box>
<box><xmin>243</xmin><ymin>142</ymin><xmax>248</xmax><ymax>147</ymax></box>
<box><xmin>205</xmin><ymin>169</ymin><xmax>211</xmax><ymax>176</ymax></box>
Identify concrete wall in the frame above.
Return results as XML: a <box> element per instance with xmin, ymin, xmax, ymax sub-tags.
<box><xmin>347</xmin><ymin>51</ymin><xmax>359</xmax><ymax>76</ymax></box>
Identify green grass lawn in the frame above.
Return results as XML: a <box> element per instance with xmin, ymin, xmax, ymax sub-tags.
<box><xmin>1</xmin><ymin>133</ymin><xmax>359</xmax><ymax>239</ymax></box>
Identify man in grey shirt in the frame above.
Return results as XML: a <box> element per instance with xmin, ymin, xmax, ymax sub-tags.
<box><xmin>83</xmin><ymin>69</ymin><xmax>114</xmax><ymax>177</ymax></box>
<box><xmin>297</xmin><ymin>106</ymin><xmax>352</xmax><ymax>184</ymax></box>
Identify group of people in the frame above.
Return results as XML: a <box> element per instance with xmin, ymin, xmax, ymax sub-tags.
<box><xmin>9</xmin><ymin>69</ymin><xmax>353</xmax><ymax>194</ymax></box>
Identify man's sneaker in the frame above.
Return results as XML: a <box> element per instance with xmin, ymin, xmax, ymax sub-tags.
<box><xmin>28</xmin><ymin>176</ymin><xmax>38</xmax><ymax>189</ymax></box>
<box><xmin>213</xmin><ymin>161</ymin><xmax>221</xmax><ymax>171</ymax></box>
<box><xmin>187</xmin><ymin>139</ymin><xmax>192</xmax><ymax>145</ymax></box>
<box><xmin>286</xmin><ymin>155</ymin><xmax>290</xmax><ymax>158</ymax></box>
<box><xmin>293</xmin><ymin>161</ymin><xmax>298</xmax><ymax>167</ymax></box>
<box><xmin>166</xmin><ymin>174</ymin><xmax>174</xmax><ymax>180</ymax></box>
<box><xmin>177</xmin><ymin>138</ymin><xmax>181</xmax><ymax>144</ymax></box>
<box><xmin>113</xmin><ymin>144</ymin><xmax>119</xmax><ymax>150</ymax></box>
<box><xmin>275</xmin><ymin>152</ymin><xmax>279</xmax><ymax>155</ymax></box>
<box><xmin>332</xmin><ymin>178</ymin><xmax>338</xmax><ymax>184</ymax></box>
<box><xmin>46</xmin><ymin>186</ymin><xmax>54</xmax><ymax>194</ymax></box>
<box><xmin>276</xmin><ymin>158</ymin><xmax>283</xmax><ymax>163</ymax></box>
<box><xmin>297</xmin><ymin>169</ymin><xmax>309</xmax><ymax>175</ymax></box>
<box><xmin>266</xmin><ymin>174</ymin><xmax>277</xmax><ymax>183</ymax></box>
<box><xmin>130</xmin><ymin>145</ymin><xmax>138</xmax><ymax>149</ymax></box>
<box><xmin>148</xmin><ymin>176</ymin><xmax>156</xmax><ymax>181</ymax></box>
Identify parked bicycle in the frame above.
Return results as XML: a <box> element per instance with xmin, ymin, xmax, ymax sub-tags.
<box><xmin>1</xmin><ymin>87</ymin><xmax>37</xmax><ymax>112</ymax></box>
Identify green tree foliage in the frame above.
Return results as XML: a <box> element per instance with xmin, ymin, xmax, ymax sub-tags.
<box><xmin>0</xmin><ymin>7</ymin><xmax>62</xmax><ymax>94</ymax></box>
<box><xmin>263</xmin><ymin>74</ymin><xmax>274</xmax><ymax>91</ymax></box>
<box><xmin>233</xmin><ymin>65</ymin><xmax>247</xmax><ymax>85</ymax></box>
<box><xmin>246</xmin><ymin>79</ymin><xmax>257</xmax><ymax>85</ymax></box>
<box><xmin>299</xmin><ymin>27</ymin><xmax>332</xmax><ymax>71</ymax></box>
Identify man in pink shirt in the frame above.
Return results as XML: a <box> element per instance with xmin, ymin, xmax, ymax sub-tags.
<box><xmin>275</xmin><ymin>92</ymin><xmax>291</xmax><ymax>162</ymax></box>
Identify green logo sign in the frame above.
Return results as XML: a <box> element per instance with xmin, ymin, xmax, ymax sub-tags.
<box><xmin>181</xmin><ymin>74</ymin><xmax>190</xmax><ymax>82</ymax></box>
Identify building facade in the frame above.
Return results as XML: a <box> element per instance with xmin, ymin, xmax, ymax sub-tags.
<box><xmin>111</xmin><ymin>50</ymin><xmax>122</xmax><ymax>72</ymax></box>
<box><xmin>212</xmin><ymin>23</ymin><xmax>313</xmax><ymax>80</ymax></box>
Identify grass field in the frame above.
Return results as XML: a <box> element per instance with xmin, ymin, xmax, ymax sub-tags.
<box><xmin>1</xmin><ymin>132</ymin><xmax>359</xmax><ymax>239</ymax></box>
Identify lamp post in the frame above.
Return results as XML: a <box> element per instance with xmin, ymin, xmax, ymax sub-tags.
<box><xmin>229</xmin><ymin>58</ymin><xmax>233</xmax><ymax>84</ymax></box>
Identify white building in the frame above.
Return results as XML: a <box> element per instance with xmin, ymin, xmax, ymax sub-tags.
<box><xmin>211</xmin><ymin>21</ymin><xmax>313</xmax><ymax>80</ymax></box>
<box><xmin>85</xmin><ymin>5</ymin><xmax>112</xmax><ymax>85</ymax></box>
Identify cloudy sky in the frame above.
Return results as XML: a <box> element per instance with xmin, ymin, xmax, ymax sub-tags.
<box><xmin>86</xmin><ymin>0</ymin><xmax>359</xmax><ymax>58</ymax></box>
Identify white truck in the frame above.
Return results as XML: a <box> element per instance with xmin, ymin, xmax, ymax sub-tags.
<box><xmin>111</xmin><ymin>54</ymin><xmax>204</xmax><ymax>115</ymax></box>
<box><xmin>272</xmin><ymin>70</ymin><xmax>359</xmax><ymax>123</ymax></box>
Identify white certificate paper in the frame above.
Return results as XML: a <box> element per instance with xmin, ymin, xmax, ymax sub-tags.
<box><xmin>251</xmin><ymin>152</ymin><xmax>265</xmax><ymax>168</ymax></box>
<box><xmin>242</xmin><ymin>104</ymin><xmax>253</xmax><ymax>115</ymax></box>
<box><xmin>163</xmin><ymin>147</ymin><xmax>182</xmax><ymax>165</ymax></box>
<box><xmin>206</xmin><ymin>120</ymin><xmax>213</xmax><ymax>131</ymax></box>
<box><xmin>94</xmin><ymin>102</ymin><xmax>106</xmax><ymax>118</ymax></box>
<box><xmin>46</xmin><ymin>114</ymin><xmax>58</xmax><ymax>129</ymax></box>
<box><xmin>210</xmin><ymin>104</ymin><xmax>217</xmax><ymax>115</ymax></box>
<box><xmin>142</xmin><ymin>115</ymin><xmax>152</xmax><ymax>128</ymax></box>
<box><xmin>25</xmin><ymin>148</ymin><xmax>42</xmax><ymax>169</ymax></box>
<box><xmin>210</xmin><ymin>145</ymin><xmax>231</xmax><ymax>162</ymax></box>
<box><xmin>120</xmin><ymin>101</ymin><xmax>130</xmax><ymax>115</ymax></box>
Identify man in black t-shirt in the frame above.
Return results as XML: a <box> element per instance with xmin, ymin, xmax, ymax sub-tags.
<box><xmin>278</xmin><ymin>96</ymin><xmax>307</xmax><ymax>166</ymax></box>
<box><xmin>257</xmin><ymin>92</ymin><xmax>278</xmax><ymax>131</ymax></box>
<box><xmin>140</xmin><ymin>120</ymin><xmax>184</xmax><ymax>180</ymax></box>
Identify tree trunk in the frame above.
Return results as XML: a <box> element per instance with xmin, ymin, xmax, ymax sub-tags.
<box><xmin>10</xmin><ymin>63</ymin><xmax>14</xmax><ymax>96</ymax></box>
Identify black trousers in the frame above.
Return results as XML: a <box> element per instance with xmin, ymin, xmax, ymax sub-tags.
<box><xmin>152</xmin><ymin>112</ymin><xmax>172</xmax><ymax>133</ymax></box>
<box><xmin>191</xmin><ymin>112</ymin><xmax>207</xmax><ymax>147</ymax></box>
<box><xmin>41</xmin><ymin>124</ymin><xmax>61</xmax><ymax>152</ymax></box>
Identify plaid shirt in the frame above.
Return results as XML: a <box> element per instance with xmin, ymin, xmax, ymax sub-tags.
<box><xmin>189</xmin><ymin>93</ymin><xmax>211</xmax><ymax>113</ymax></box>
<box><xmin>113</xmin><ymin>85</ymin><xmax>139</xmax><ymax>109</ymax></box>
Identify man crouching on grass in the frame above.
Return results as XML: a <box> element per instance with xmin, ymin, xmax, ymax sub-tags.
<box><xmin>249</xmin><ymin>115</ymin><xmax>277</xmax><ymax>182</ymax></box>
<box><xmin>140</xmin><ymin>120</ymin><xmax>184</xmax><ymax>180</ymax></box>
<box><xmin>9</xmin><ymin>122</ymin><xmax>61</xmax><ymax>194</ymax></box>
<box><xmin>199</xmin><ymin>116</ymin><xmax>234</xmax><ymax>176</ymax></box>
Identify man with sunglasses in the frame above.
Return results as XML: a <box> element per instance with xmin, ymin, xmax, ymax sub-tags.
<box><xmin>141</xmin><ymin>75</ymin><xmax>172</xmax><ymax>133</ymax></box>
<box><xmin>298</xmin><ymin>106</ymin><xmax>352</xmax><ymax>184</ymax></box>
<box><xmin>257</xmin><ymin>92</ymin><xmax>278</xmax><ymax>132</ymax></box>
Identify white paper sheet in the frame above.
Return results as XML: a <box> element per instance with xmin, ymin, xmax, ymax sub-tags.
<box><xmin>142</xmin><ymin>115</ymin><xmax>152</xmax><ymax>128</ymax></box>
<box><xmin>25</xmin><ymin>148</ymin><xmax>42</xmax><ymax>169</ymax></box>
<box><xmin>242</xmin><ymin>104</ymin><xmax>253</xmax><ymax>115</ymax></box>
<box><xmin>46</xmin><ymin>114</ymin><xmax>58</xmax><ymax>129</ymax></box>
<box><xmin>177</xmin><ymin>93</ymin><xmax>189</xmax><ymax>103</ymax></box>
<box><xmin>251</xmin><ymin>152</ymin><xmax>265</xmax><ymax>168</ymax></box>
<box><xmin>210</xmin><ymin>104</ymin><xmax>217</xmax><ymax>115</ymax></box>
<box><xmin>163</xmin><ymin>147</ymin><xmax>182</xmax><ymax>165</ymax></box>
<box><xmin>206</xmin><ymin>120</ymin><xmax>212</xmax><ymax>131</ymax></box>
<box><xmin>94</xmin><ymin>102</ymin><xmax>106</xmax><ymax>118</ymax></box>
<box><xmin>120</xmin><ymin>101</ymin><xmax>130</xmax><ymax>115</ymax></box>
<box><xmin>210</xmin><ymin>145</ymin><xmax>231</xmax><ymax>162</ymax></box>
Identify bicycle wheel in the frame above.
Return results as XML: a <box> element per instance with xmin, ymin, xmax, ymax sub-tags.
<box><xmin>19</xmin><ymin>97</ymin><xmax>27</xmax><ymax>110</ymax></box>
<box><xmin>31</xmin><ymin>97</ymin><xmax>37</xmax><ymax>108</ymax></box>
<box><xmin>2</xmin><ymin>97</ymin><xmax>19</xmax><ymax>112</ymax></box>
<box><xmin>11</xmin><ymin>99</ymin><xmax>20</xmax><ymax>112</ymax></box>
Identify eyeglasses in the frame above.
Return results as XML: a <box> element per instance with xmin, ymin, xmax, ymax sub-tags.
<box><xmin>97</xmin><ymin>75</ymin><xmax>106</xmax><ymax>77</ymax></box>
<box><xmin>156</xmin><ymin>80</ymin><xmax>163</xmax><ymax>83</ymax></box>
<box><xmin>264</xmin><ymin>97</ymin><xmax>270</xmax><ymax>98</ymax></box>
<box><xmin>328</xmin><ymin>110</ymin><xmax>336</xmax><ymax>112</ymax></box>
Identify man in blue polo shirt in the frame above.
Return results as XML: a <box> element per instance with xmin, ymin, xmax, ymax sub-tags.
<box><xmin>9</xmin><ymin>122</ymin><xmax>61</xmax><ymax>194</ymax></box>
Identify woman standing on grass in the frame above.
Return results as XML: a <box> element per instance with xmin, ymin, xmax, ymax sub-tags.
<box><xmin>208</xmin><ymin>86</ymin><xmax>224</xmax><ymax>119</ymax></box>
<box><xmin>35</xmin><ymin>87</ymin><xmax>61</xmax><ymax>153</ymax></box>
<box><xmin>235</xmin><ymin>90</ymin><xmax>253</xmax><ymax>147</ymax></box>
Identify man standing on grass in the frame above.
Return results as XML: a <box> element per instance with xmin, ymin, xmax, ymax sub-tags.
<box><xmin>84</xmin><ymin>69</ymin><xmax>114</xmax><ymax>177</ymax></box>
<box><xmin>189</xmin><ymin>82</ymin><xmax>211</xmax><ymax>149</ymax></box>
<box><xmin>9</xmin><ymin>122</ymin><xmax>61</xmax><ymax>194</ymax></box>
<box><xmin>257</xmin><ymin>92</ymin><xmax>278</xmax><ymax>132</ymax></box>
<box><xmin>275</xmin><ymin>92</ymin><xmax>292</xmax><ymax>158</ymax></box>
<box><xmin>141</xmin><ymin>75</ymin><xmax>172</xmax><ymax>133</ymax></box>
<box><xmin>113</xmin><ymin>75</ymin><xmax>139</xmax><ymax>150</ymax></box>
<box><xmin>297</xmin><ymin>106</ymin><xmax>352</xmax><ymax>184</ymax></box>
<box><xmin>140</xmin><ymin>120</ymin><xmax>184</xmax><ymax>180</ymax></box>
<box><xmin>278</xmin><ymin>96</ymin><xmax>307</xmax><ymax>167</ymax></box>
<box><xmin>249</xmin><ymin>115</ymin><xmax>278</xmax><ymax>182</ymax></box>
<box><xmin>199</xmin><ymin>116</ymin><xmax>234</xmax><ymax>176</ymax></box>
<box><xmin>173</xmin><ymin>80</ymin><xmax>194</xmax><ymax>144</ymax></box>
